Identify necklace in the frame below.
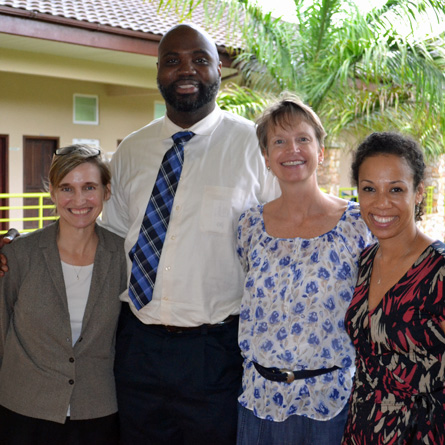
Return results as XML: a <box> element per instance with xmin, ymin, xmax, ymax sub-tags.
<box><xmin>72</xmin><ymin>265</ymin><xmax>82</xmax><ymax>280</ymax></box>
<box><xmin>376</xmin><ymin>260</ymin><xmax>381</xmax><ymax>285</ymax></box>
<box><xmin>374</xmin><ymin>228</ymin><xmax>420</xmax><ymax>286</ymax></box>
<box><xmin>375</xmin><ymin>254</ymin><xmax>382</xmax><ymax>285</ymax></box>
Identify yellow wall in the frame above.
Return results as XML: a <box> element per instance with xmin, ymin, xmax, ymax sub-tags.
<box><xmin>0</xmin><ymin>71</ymin><xmax>162</xmax><ymax>194</ymax></box>
<box><xmin>1</xmin><ymin>46</ymin><xmax>157</xmax><ymax>89</ymax></box>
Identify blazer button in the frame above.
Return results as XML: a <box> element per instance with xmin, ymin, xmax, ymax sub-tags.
<box><xmin>69</xmin><ymin>357</ymin><xmax>75</xmax><ymax>363</ymax></box>
<box><xmin>69</xmin><ymin>379</ymin><xmax>74</xmax><ymax>385</ymax></box>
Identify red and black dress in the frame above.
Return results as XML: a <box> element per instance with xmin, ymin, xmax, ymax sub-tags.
<box><xmin>343</xmin><ymin>241</ymin><xmax>445</xmax><ymax>445</ymax></box>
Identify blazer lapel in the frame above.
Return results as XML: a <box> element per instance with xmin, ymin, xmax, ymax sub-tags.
<box><xmin>81</xmin><ymin>225</ymin><xmax>113</xmax><ymax>331</ymax></box>
<box><xmin>40</xmin><ymin>221</ymin><xmax>70</xmax><ymax>314</ymax></box>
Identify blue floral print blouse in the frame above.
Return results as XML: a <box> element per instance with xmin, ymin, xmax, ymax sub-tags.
<box><xmin>236</xmin><ymin>201</ymin><xmax>374</xmax><ymax>422</ymax></box>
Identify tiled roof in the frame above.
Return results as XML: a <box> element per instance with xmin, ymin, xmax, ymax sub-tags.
<box><xmin>0</xmin><ymin>0</ymin><xmax>241</xmax><ymax>47</ymax></box>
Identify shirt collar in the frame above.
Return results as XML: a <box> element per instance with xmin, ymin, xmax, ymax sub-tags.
<box><xmin>160</xmin><ymin>105</ymin><xmax>223</xmax><ymax>141</ymax></box>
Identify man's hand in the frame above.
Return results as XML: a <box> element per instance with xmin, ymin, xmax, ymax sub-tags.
<box><xmin>0</xmin><ymin>229</ymin><xmax>20</xmax><ymax>277</ymax></box>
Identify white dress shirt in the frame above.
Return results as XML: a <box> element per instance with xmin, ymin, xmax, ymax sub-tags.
<box><xmin>102</xmin><ymin>106</ymin><xmax>278</xmax><ymax>326</ymax></box>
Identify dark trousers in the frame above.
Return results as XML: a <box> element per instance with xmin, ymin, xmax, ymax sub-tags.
<box><xmin>0</xmin><ymin>405</ymin><xmax>119</xmax><ymax>445</ymax></box>
<box><xmin>114</xmin><ymin>303</ymin><xmax>243</xmax><ymax>445</ymax></box>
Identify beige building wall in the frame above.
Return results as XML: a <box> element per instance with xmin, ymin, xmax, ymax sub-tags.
<box><xmin>1</xmin><ymin>70</ymin><xmax>162</xmax><ymax>195</ymax></box>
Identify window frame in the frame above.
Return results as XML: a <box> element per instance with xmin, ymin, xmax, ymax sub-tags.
<box><xmin>73</xmin><ymin>94</ymin><xmax>99</xmax><ymax>125</ymax></box>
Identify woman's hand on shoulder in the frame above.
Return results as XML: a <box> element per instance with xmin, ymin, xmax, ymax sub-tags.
<box><xmin>0</xmin><ymin>229</ymin><xmax>20</xmax><ymax>276</ymax></box>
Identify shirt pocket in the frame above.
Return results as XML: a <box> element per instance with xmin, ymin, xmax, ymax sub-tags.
<box><xmin>199</xmin><ymin>186</ymin><xmax>245</xmax><ymax>235</ymax></box>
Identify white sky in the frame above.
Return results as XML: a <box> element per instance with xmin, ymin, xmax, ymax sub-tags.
<box><xmin>252</xmin><ymin>0</ymin><xmax>440</xmax><ymax>37</ymax></box>
<box><xmin>252</xmin><ymin>0</ymin><xmax>383</xmax><ymax>22</ymax></box>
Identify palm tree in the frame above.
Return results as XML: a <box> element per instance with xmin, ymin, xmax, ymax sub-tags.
<box><xmin>157</xmin><ymin>0</ymin><xmax>445</xmax><ymax>157</ymax></box>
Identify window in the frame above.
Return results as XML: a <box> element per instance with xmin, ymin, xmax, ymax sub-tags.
<box><xmin>73</xmin><ymin>94</ymin><xmax>99</xmax><ymax>125</ymax></box>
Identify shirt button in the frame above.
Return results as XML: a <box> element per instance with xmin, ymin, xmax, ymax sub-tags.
<box><xmin>171</xmin><ymin>235</ymin><xmax>176</xmax><ymax>240</ymax></box>
<box><xmin>69</xmin><ymin>357</ymin><xmax>75</xmax><ymax>363</ymax></box>
<box><xmin>69</xmin><ymin>379</ymin><xmax>74</xmax><ymax>385</ymax></box>
<box><xmin>165</xmin><ymin>266</ymin><xmax>171</xmax><ymax>271</ymax></box>
<box><xmin>176</xmin><ymin>206</ymin><xmax>180</xmax><ymax>210</ymax></box>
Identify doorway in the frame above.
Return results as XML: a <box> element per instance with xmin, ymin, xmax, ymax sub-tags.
<box><xmin>0</xmin><ymin>135</ymin><xmax>8</xmax><ymax>231</ymax></box>
<box><xmin>23</xmin><ymin>136</ymin><xmax>59</xmax><ymax>230</ymax></box>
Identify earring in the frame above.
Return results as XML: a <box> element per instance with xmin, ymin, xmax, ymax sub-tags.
<box><xmin>267</xmin><ymin>166</ymin><xmax>271</xmax><ymax>171</ymax></box>
<box><xmin>318</xmin><ymin>160</ymin><xmax>324</xmax><ymax>165</ymax></box>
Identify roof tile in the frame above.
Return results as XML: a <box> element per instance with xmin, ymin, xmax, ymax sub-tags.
<box><xmin>0</xmin><ymin>0</ymin><xmax>242</xmax><ymax>47</ymax></box>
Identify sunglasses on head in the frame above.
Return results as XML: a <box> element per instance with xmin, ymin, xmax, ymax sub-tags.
<box><xmin>55</xmin><ymin>146</ymin><xmax>101</xmax><ymax>157</ymax></box>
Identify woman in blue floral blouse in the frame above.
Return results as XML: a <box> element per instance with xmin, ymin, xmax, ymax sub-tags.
<box><xmin>236</xmin><ymin>94</ymin><xmax>374</xmax><ymax>444</ymax></box>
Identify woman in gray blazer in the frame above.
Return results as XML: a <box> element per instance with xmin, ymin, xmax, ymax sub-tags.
<box><xmin>0</xmin><ymin>145</ymin><xmax>127</xmax><ymax>445</ymax></box>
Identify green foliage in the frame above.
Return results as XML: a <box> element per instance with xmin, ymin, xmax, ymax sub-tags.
<box><xmin>216</xmin><ymin>83</ymin><xmax>273</xmax><ymax>120</ymax></box>
<box><xmin>155</xmin><ymin>0</ymin><xmax>445</xmax><ymax>158</ymax></box>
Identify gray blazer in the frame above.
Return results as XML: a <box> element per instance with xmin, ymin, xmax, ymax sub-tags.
<box><xmin>0</xmin><ymin>222</ymin><xmax>127</xmax><ymax>423</ymax></box>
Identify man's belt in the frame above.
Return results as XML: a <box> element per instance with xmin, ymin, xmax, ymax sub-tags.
<box><xmin>150</xmin><ymin>315</ymin><xmax>238</xmax><ymax>334</ymax></box>
<box><xmin>253</xmin><ymin>362</ymin><xmax>341</xmax><ymax>384</ymax></box>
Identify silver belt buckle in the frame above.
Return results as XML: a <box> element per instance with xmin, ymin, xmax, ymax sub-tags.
<box><xmin>280</xmin><ymin>368</ymin><xmax>295</xmax><ymax>384</ymax></box>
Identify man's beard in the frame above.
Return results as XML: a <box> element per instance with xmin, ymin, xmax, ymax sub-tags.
<box><xmin>158</xmin><ymin>79</ymin><xmax>220</xmax><ymax>112</ymax></box>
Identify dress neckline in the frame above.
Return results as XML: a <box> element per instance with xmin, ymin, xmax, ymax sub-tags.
<box><xmin>258</xmin><ymin>200</ymin><xmax>355</xmax><ymax>241</ymax></box>
<box><xmin>367</xmin><ymin>242</ymin><xmax>437</xmax><ymax>315</ymax></box>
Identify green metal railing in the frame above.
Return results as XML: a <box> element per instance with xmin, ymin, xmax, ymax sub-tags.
<box><xmin>0</xmin><ymin>193</ymin><xmax>58</xmax><ymax>234</ymax></box>
<box><xmin>0</xmin><ymin>187</ymin><xmax>438</xmax><ymax>234</ymax></box>
<box><xmin>339</xmin><ymin>187</ymin><xmax>358</xmax><ymax>202</ymax></box>
<box><xmin>425</xmin><ymin>186</ymin><xmax>434</xmax><ymax>214</ymax></box>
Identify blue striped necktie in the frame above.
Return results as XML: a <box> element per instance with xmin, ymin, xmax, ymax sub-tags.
<box><xmin>128</xmin><ymin>131</ymin><xmax>194</xmax><ymax>310</ymax></box>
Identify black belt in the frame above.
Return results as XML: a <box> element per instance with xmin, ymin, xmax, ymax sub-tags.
<box><xmin>253</xmin><ymin>362</ymin><xmax>340</xmax><ymax>384</ymax></box>
<box><xmin>150</xmin><ymin>315</ymin><xmax>238</xmax><ymax>334</ymax></box>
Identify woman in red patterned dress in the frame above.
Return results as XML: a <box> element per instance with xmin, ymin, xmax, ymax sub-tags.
<box><xmin>342</xmin><ymin>132</ymin><xmax>445</xmax><ymax>444</ymax></box>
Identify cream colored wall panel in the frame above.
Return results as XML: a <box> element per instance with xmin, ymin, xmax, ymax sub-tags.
<box><xmin>0</xmin><ymin>48</ymin><xmax>157</xmax><ymax>89</ymax></box>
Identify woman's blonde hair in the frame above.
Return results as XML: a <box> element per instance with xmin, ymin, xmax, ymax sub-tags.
<box><xmin>48</xmin><ymin>144</ymin><xmax>111</xmax><ymax>190</ymax></box>
<box><xmin>256</xmin><ymin>93</ymin><xmax>327</xmax><ymax>155</ymax></box>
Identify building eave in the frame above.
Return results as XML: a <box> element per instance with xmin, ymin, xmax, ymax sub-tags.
<box><xmin>0</xmin><ymin>5</ymin><xmax>234</xmax><ymax>66</ymax></box>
